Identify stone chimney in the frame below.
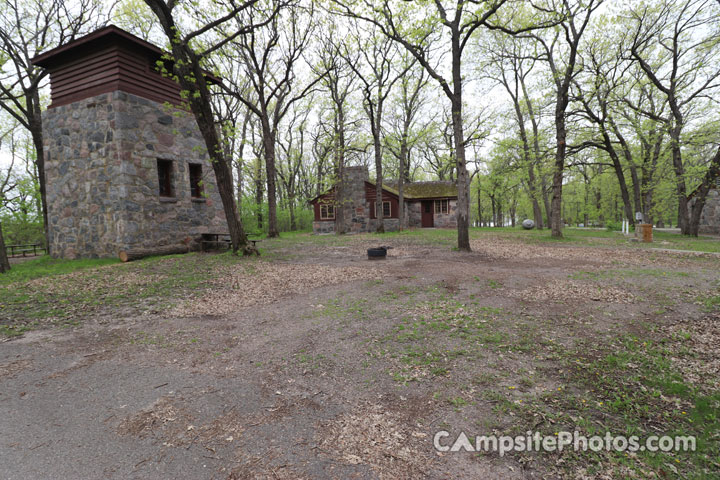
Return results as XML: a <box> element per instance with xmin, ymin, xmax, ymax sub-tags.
<box><xmin>340</xmin><ymin>166</ymin><xmax>369</xmax><ymax>234</ymax></box>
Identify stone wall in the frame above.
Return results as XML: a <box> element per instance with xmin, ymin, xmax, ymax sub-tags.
<box><xmin>434</xmin><ymin>200</ymin><xmax>458</xmax><ymax>228</ymax></box>
<box><xmin>407</xmin><ymin>201</ymin><xmax>422</xmax><ymax>228</ymax></box>
<box><xmin>699</xmin><ymin>189</ymin><xmax>720</xmax><ymax>235</ymax></box>
<box><xmin>313</xmin><ymin>221</ymin><xmax>335</xmax><ymax>235</ymax></box>
<box><xmin>43</xmin><ymin>91</ymin><xmax>226</xmax><ymax>258</ymax></box>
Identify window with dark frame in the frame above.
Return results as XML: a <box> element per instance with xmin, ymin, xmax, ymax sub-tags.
<box><xmin>189</xmin><ymin>163</ymin><xmax>203</xmax><ymax>198</ymax></box>
<box><xmin>382</xmin><ymin>201</ymin><xmax>391</xmax><ymax>217</ymax></box>
<box><xmin>320</xmin><ymin>204</ymin><xmax>335</xmax><ymax>219</ymax></box>
<box><xmin>435</xmin><ymin>199</ymin><xmax>449</xmax><ymax>214</ymax></box>
<box><xmin>157</xmin><ymin>159</ymin><xmax>173</xmax><ymax>197</ymax></box>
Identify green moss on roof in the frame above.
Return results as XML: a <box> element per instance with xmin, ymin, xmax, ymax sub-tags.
<box><xmin>380</xmin><ymin>181</ymin><xmax>457</xmax><ymax>199</ymax></box>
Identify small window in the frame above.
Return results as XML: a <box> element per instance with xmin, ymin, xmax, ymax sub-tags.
<box><xmin>435</xmin><ymin>199</ymin><xmax>449</xmax><ymax>214</ymax></box>
<box><xmin>320</xmin><ymin>204</ymin><xmax>335</xmax><ymax>219</ymax></box>
<box><xmin>189</xmin><ymin>163</ymin><xmax>203</xmax><ymax>198</ymax></box>
<box><xmin>382</xmin><ymin>201</ymin><xmax>391</xmax><ymax>218</ymax></box>
<box><xmin>157</xmin><ymin>159</ymin><xmax>174</xmax><ymax>197</ymax></box>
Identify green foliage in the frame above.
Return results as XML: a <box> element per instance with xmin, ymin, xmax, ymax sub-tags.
<box><xmin>606</xmin><ymin>220</ymin><xmax>621</xmax><ymax>232</ymax></box>
<box><xmin>239</xmin><ymin>199</ymin><xmax>313</xmax><ymax>235</ymax></box>
<box><xmin>0</xmin><ymin>255</ymin><xmax>118</xmax><ymax>286</ymax></box>
<box><xmin>1</xmin><ymin>217</ymin><xmax>44</xmax><ymax>245</ymax></box>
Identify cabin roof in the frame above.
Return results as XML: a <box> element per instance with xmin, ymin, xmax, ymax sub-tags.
<box><xmin>33</xmin><ymin>25</ymin><xmax>164</xmax><ymax>68</ymax></box>
<box><xmin>386</xmin><ymin>181</ymin><xmax>457</xmax><ymax>199</ymax></box>
<box><xmin>310</xmin><ymin>180</ymin><xmax>457</xmax><ymax>204</ymax></box>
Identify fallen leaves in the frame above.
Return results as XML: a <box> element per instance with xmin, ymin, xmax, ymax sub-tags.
<box><xmin>316</xmin><ymin>404</ymin><xmax>429</xmax><ymax>479</ymax></box>
<box><xmin>169</xmin><ymin>262</ymin><xmax>386</xmax><ymax>317</ymax></box>
<box><xmin>517</xmin><ymin>280</ymin><xmax>635</xmax><ymax>304</ymax></box>
<box><xmin>470</xmin><ymin>236</ymin><xmax>712</xmax><ymax>268</ymax></box>
<box><xmin>665</xmin><ymin>312</ymin><xmax>720</xmax><ymax>391</ymax></box>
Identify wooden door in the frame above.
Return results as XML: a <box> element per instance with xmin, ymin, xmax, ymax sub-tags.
<box><xmin>421</xmin><ymin>201</ymin><xmax>434</xmax><ymax>227</ymax></box>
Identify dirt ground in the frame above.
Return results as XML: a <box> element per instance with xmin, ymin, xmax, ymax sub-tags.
<box><xmin>1</xmin><ymin>231</ymin><xmax>718</xmax><ymax>479</ymax></box>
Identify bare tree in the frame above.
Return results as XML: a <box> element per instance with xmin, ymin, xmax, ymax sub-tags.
<box><xmin>0</xmin><ymin>147</ymin><xmax>14</xmax><ymax>273</ymax></box>
<box><xmin>333</xmin><ymin>0</ymin><xmax>554</xmax><ymax>250</ymax></box>
<box><xmin>277</xmin><ymin>102</ymin><xmax>310</xmax><ymax>230</ymax></box>
<box><xmin>143</xmin><ymin>0</ymin><xmax>262</xmax><ymax>253</ymax></box>
<box><xmin>385</xmin><ymin>52</ymin><xmax>428</xmax><ymax>230</ymax></box>
<box><xmin>485</xmin><ymin>34</ymin><xmax>545</xmax><ymax>229</ymax></box>
<box><xmin>523</xmin><ymin>0</ymin><xmax>601</xmax><ymax>237</ymax></box>
<box><xmin>221</xmin><ymin>1</ymin><xmax>323</xmax><ymax>238</ymax></box>
<box><xmin>341</xmin><ymin>24</ymin><xmax>410</xmax><ymax>233</ymax></box>
<box><xmin>629</xmin><ymin>0</ymin><xmax>720</xmax><ymax>235</ymax></box>
<box><xmin>313</xmin><ymin>24</ymin><xmax>357</xmax><ymax>234</ymax></box>
<box><xmin>571</xmin><ymin>39</ymin><xmax>639</xmax><ymax>226</ymax></box>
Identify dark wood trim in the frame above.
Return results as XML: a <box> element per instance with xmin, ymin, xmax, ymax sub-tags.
<box><xmin>33</xmin><ymin>25</ymin><xmax>219</xmax><ymax>109</ymax></box>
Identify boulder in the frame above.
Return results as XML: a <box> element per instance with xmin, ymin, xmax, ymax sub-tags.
<box><xmin>522</xmin><ymin>219</ymin><xmax>535</xmax><ymax>230</ymax></box>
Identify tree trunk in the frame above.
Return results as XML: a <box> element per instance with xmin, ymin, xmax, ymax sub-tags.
<box><xmin>289</xmin><ymin>198</ymin><xmax>296</xmax><ymax>231</ymax></box>
<box><xmin>550</xmin><ymin>113</ymin><xmax>567</xmax><ymax>238</ymax></box>
<box><xmin>509</xmin><ymin>83</ymin><xmax>543</xmax><ymax>230</ymax></box>
<box><xmin>450</xmin><ymin>36</ymin><xmax>470</xmax><ymax>251</ymax></box>
<box><xmin>541</xmin><ymin>175</ymin><xmax>552</xmax><ymax>228</ymax></box>
<box><xmin>334</xmin><ymin>109</ymin><xmax>347</xmax><ymax>235</ymax></box>
<box><xmin>0</xmin><ymin>222</ymin><xmax>10</xmax><ymax>273</ymax></box>
<box><xmin>490</xmin><ymin>195</ymin><xmax>496</xmax><ymax>227</ymax></box>
<box><xmin>550</xmin><ymin>71</ymin><xmax>572</xmax><ymax>238</ymax></box>
<box><xmin>118</xmin><ymin>244</ymin><xmax>189</xmax><ymax>262</ymax></box>
<box><xmin>398</xmin><ymin>138</ymin><xmax>407</xmax><ymax>230</ymax></box>
<box><xmin>476</xmin><ymin>181</ymin><xmax>482</xmax><ymax>227</ymax></box>
<box><xmin>254</xmin><ymin>155</ymin><xmax>264</xmax><ymax>230</ymax></box>
<box><xmin>603</xmin><ymin>132</ymin><xmax>636</xmax><ymax>226</ymax></box>
<box><xmin>669</xmin><ymin>123</ymin><xmax>691</xmax><ymax>234</ymax></box>
<box><xmin>520</xmin><ymin>75</ymin><xmax>546</xmax><ymax>229</ymax></box>
<box><xmin>236</xmin><ymin>111</ymin><xmax>251</xmax><ymax>208</ymax></box>
<box><xmin>629</xmin><ymin>163</ymin><xmax>642</xmax><ymax>221</ymax></box>
<box><xmin>29</xmin><ymin>112</ymin><xmax>50</xmax><ymax>254</ymax></box>
<box><xmin>144</xmin><ymin>1</ymin><xmax>248</xmax><ymax>253</ymax></box>
<box><xmin>687</xmin><ymin>146</ymin><xmax>720</xmax><ymax>236</ymax></box>
<box><xmin>261</xmin><ymin>119</ymin><xmax>279</xmax><ymax>238</ymax></box>
<box><xmin>373</xmin><ymin>95</ymin><xmax>385</xmax><ymax>233</ymax></box>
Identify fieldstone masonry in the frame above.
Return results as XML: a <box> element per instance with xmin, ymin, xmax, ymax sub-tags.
<box><xmin>698</xmin><ymin>188</ymin><xmax>720</xmax><ymax>235</ymax></box>
<box><xmin>43</xmin><ymin>91</ymin><xmax>226</xmax><ymax>258</ymax></box>
<box><xmin>344</xmin><ymin>166</ymin><xmax>371</xmax><ymax>234</ymax></box>
<box><xmin>433</xmin><ymin>201</ymin><xmax>458</xmax><ymax>228</ymax></box>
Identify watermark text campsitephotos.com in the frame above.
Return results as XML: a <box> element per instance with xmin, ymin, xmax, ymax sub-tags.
<box><xmin>434</xmin><ymin>430</ymin><xmax>696</xmax><ymax>457</ymax></box>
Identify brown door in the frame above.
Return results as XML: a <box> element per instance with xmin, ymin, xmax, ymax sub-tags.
<box><xmin>421</xmin><ymin>201</ymin><xmax>434</xmax><ymax>227</ymax></box>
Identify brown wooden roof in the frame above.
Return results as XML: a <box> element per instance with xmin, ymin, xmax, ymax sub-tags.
<box><xmin>32</xmin><ymin>25</ymin><xmax>218</xmax><ymax>108</ymax></box>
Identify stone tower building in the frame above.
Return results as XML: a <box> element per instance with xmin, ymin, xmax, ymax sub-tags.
<box><xmin>698</xmin><ymin>181</ymin><xmax>720</xmax><ymax>235</ymax></box>
<box><xmin>32</xmin><ymin>26</ymin><xmax>226</xmax><ymax>259</ymax></box>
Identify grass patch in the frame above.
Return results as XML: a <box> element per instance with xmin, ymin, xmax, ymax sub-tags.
<box><xmin>555</xmin><ymin>335</ymin><xmax>720</xmax><ymax>478</ymax></box>
<box><xmin>0</xmin><ymin>256</ymin><xmax>119</xmax><ymax>286</ymax></box>
<box><xmin>0</xmin><ymin>252</ymin><xmax>251</xmax><ymax>335</ymax></box>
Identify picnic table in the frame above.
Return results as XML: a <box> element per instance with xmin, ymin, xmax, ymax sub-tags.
<box><xmin>200</xmin><ymin>233</ymin><xmax>262</xmax><ymax>251</ymax></box>
<box><xmin>247</xmin><ymin>234</ymin><xmax>262</xmax><ymax>247</ymax></box>
<box><xmin>6</xmin><ymin>243</ymin><xmax>45</xmax><ymax>257</ymax></box>
<box><xmin>201</xmin><ymin>233</ymin><xmax>232</xmax><ymax>251</ymax></box>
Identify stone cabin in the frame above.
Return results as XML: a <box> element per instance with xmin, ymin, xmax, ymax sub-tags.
<box><xmin>697</xmin><ymin>179</ymin><xmax>720</xmax><ymax>235</ymax></box>
<box><xmin>32</xmin><ymin>25</ymin><xmax>226</xmax><ymax>259</ymax></box>
<box><xmin>309</xmin><ymin>166</ymin><xmax>458</xmax><ymax>235</ymax></box>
